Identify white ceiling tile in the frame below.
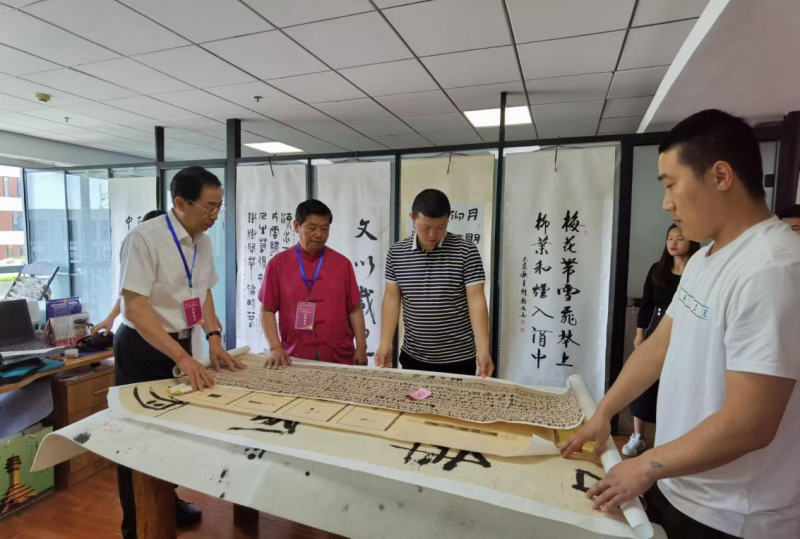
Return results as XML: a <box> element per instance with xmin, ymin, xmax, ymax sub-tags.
<box><xmin>244</xmin><ymin>0</ymin><xmax>373</xmax><ymax>28</ymax></box>
<box><xmin>603</xmin><ymin>96</ymin><xmax>653</xmax><ymax>118</ymax></box>
<box><xmin>87</xmin><ymin>124</ymin><xmax>154</xmax><ymax>143</ymax></box>
<box><xmin>598</xmin><ymin>116</ymin><xmax>641</xmax><ymax>134</ymax></box>
<box><xmin>118</xmin><ymin>0</ymin><xmax>273</xmax><ymax>43</ymax></box>
<box><xmin>167</xmin><ymin>133</ymin><xmax>226</xmax><ymax>151</ymax></box>
<box><xmin>154</xmin><ymin>90</ymin><xmax>248</xmax><ymax>116</ymax></box>
<box><xmin>314</xmin><ymin>99</ymin><xmax>393</xmax><ymax>122</ymax></box>
<box><xmin>422</xmin><ymin>47</ymin><xmax>520</xmax><ymax>89</ymax></box>
<box><xmin>531</xmin><ymin>100</ymin><xmax>604</xmax><ymax>123</ymax></box>
<box><xmin>23</xmin><ymin>0</ymin><xmax>189</xmax><ymax>55</ymax></box>
<box><xmin>376</xmin><ymin>90</ymin><xmax>455</xmax><ymax>117</ymax></box>
<box><xmin>269</xmin><ymin>72</ymin><xmax>365</xmax><ymax>104</ymax></box>
<box><xmin>401</xmin><ymin>112</ymin><xmax>470</xmax><ymax>133</ymax></box>
<box><xmin>62</xmin><ymin>101</ymin><xmax>161</xmax><ymax>127</ymax></box>
<box><xmin>206</xmin><ymin>82</ymin><xmax>301</xmax><ymax>110</ymax></box>
<box><xmin>536</xmin><ymin>119</ymin><xmax>599</xmax><ymax>138</ymax></box>
<box><xmin>242</xmin><ymin>120</ymin><xmax>284</xmax><ymax>138</ymax></box>
<box><xmin>526</xmin><ymin>73</ymin><xmax>612</xmax><ymax>104</ymax></box>
<box><xmin>0</xmin><ymin>111</ymin><xmax>70</xmax><ymax>130</ymax></box>
<box><xmin>0</xmin><ymin>93</ymin><xmax>48</xmax><ymax>113</ymax></box>
<box><xmin>21</xmin><ymin>69</ymin><xmax>139</xmax><ymax>101</ymax></box>
<box><xmin>0</xmin><ymin>73</ymin><xmax>90</xmax><ymax>107</ymax></box>
<box><xmin>373</xmin><ymin>132</ymin><xmax>429</xmax><ymax>149</ymax></box>
<box><xmin>285</xmin><ymin>12</ymin><xmax>412</xmax><ymax>69</ymax></box>
<box><xmin>203</xmin><ymin>31</ymin><xmax>327</xmax><ymax>80</ymax></box>
<box><xmin>166</xmin><ymin>116</ymin><xmax>228</xmax><ymax>136</ymax></box>
<box><xmin>260</xmin><ymin>104</ymin><xmax>335</xmax><ymax>126</ymax></box>
<box><xmin>507</xmin><ymin>0</ymin><xmax>634</xmax><ymax>43</ymax></box>
<box><xmin>104</xmin><ymin>96</ymin><xmax>194</xmax><ymax>120</ymax></box>
<box><xmin>339</xmin><ymin>59</ymin><xmax>437</xmax><ymax>97</ymax></box>
<box><xmin>446</xmin><ymin>82</ymin><xmax>526</xmax><ymax>111</ymax></box>
<box><xmin>618</xmin><ymin>19</ymin><xmax>696</xmax><ymax>70</ymax></box>
<box><xmin>608</xmin><ymin>66</ymin><xmax>668</xmax><ymax>98</ymax></box>
<box><xmin>133</xmin><ymin>46</ymin><xmax>255</xmax><ymax>88</ymax></box>
<box><xmin>0</xmin><ymin>121</ymin><xmax>38</xmax><ymax>133</ymax></box>
<box><xmin>384</xmin><ymin>0</ymin><xmax>510</xmax><ymax>56</ymax></box>
<box><xmin>519</xmin><ymin>31</ymin><xmax>625</xmax><ymax>80</ymax></box>
<box><xmin>424</xmin><ymin>129</ymin><xmax>482</xmax><ymax>145</ymax></box>
<box><xmin>0</xmin><ymin>44</ymin><xmax>60</xmax><ymax>75</ymax></box>
<box><xmin>0</xmin><ymin>11</ymin><xmax>118</xmax><ymax>65</ymax></box>
<box><xmin>23</xmin><ymin>107</ymin><xmax>112</xmax><ymax>127</ymax></box>
<box><xmin>373</xmin><ymin>0</ymin><xmax>428</xmax><ymax>7</ymax></box>
<box><xmin>76</xmin><ymin>58</ymin><xmax>192</xmax><ymax>94</ymax></box>
<box><xmin>296</xmin><ymin>123</ymin><xmax>363</xmax><ymax>141</ymax></box>
<box><xmin>477</xmin><ymin>123</ymin><xmax>538</xmax><ymax>142</ymax></box>
<box><xmin>254</xmin><ymin>126</ymin><xmax>340</xmax><ymax>152</ymax></box>
<box><xmin>633</xmin><ymin>0</ymin><xmax>709</xmax><ymax>26</ymax></box>
<box><xmin>1</xmin><ymin>0</ymin><xmax>41</xmax><ymax>7</ymax></box>
<box><xmin>346</xmin><ymin>118</ymin><xmax>413</xmax><ymax>137</ymax></box>
<box><xmin>46</xmin><ymin>125</ymin><xmax>113</xmax><ymax>141</ymax></box>
<box><xmin>207</xmin><ymin>111</ymin><xmax>281</xmax><ymax>126</ymax></box>
<box><xmin>332</xmin><ymin>137</ymin><xmax>388</xmax><ymax>151</ymax></box>
<box><xmin>0</xmin><ymin>4</ymin><xmax>13</xmax><ymax>14</ymax></box>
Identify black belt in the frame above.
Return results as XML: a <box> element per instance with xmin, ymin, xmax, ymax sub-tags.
<box><xmin>168</xmin><ymin>327</ymin><xmax>194</xmax><ymax>340</ymax></box>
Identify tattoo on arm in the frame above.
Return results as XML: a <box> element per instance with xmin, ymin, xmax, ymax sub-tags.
<box><xmin>650</xmin><ymin>460</ymin><xmax>664</xmax><ymax>469</ymax></box>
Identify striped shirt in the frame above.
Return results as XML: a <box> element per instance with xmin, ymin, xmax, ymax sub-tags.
<box><xmin>386</xmin><ymin>233</ymin><xmax>485</xmax><ymax>363</ymax></box>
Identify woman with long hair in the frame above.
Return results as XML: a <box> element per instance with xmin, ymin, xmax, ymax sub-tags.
<box><xmin>622</xmin><ymin>224</ymin><xmax>700</xmax><ymax>457</ymax></box>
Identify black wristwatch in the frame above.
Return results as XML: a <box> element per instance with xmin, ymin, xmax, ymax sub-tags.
<box><xmin>205</xmin><ymin>330</ymin><xmax>222</xmax><ymax>341</ymax></box>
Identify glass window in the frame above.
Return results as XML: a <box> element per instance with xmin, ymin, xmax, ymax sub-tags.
<box><xmin>0</xmin><ymin>166</ymin><xmax>26</xmax><ymax>273</ymax></box>
<box><xmin>165</xmin><ymin>167</ymin><xmax>227</xmax><ymax>353</ymax></box>
<box><xmin>66</xmin><ymin>171</ymin><xmax>113</xmax><ymax>323</ymax></box>
<box><xmin>3</xmin><ymin>177</ymin><xmax>8</xmax><ymax>197</ymax></box>
<box><xmin>25</xmin><ymin>170</ymin><xmax>70</xmax><ymax>299</ymax></box>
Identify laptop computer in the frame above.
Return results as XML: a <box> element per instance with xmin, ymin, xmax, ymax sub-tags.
<box><xmin>0</xmin><ymin>299</ymin><xmax>51</xmax><ymax>353</ymax></box>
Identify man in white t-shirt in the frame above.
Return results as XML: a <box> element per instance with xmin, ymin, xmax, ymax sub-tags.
<box><xmin>562</xmin><ymin>109</ymin><xmax>800</xmax><ymax>539</ymax></box>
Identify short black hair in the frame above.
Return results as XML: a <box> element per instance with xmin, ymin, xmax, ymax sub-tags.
<box><xmin>412</xmin><ymin>189</ymin><xmax>450</xmax><ymax>219</ymax></box>
<box><xmin>295</xmin><ymin>199</ymin><xmax>333</xmax><ymax>226</ymax></box>
<box><xmin>142</xmin><ymin>209</ymin><xmax>166</xmax><ymax>222</ymax></box>
<box><xmin>170</xmin><ymin>166</ymin><xmax>222</xmax><ymax>202</ymax></box>
<box><xmin>777</xmin><ymin>204</ymin><xmax>800</xmax><ymax>220</ymax></box>
<box><xmin>659</xmin><ymin>109</ymin><xmax>765</xmax><ymax>199</ymax></box>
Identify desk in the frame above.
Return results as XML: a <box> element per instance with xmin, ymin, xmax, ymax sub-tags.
<box><xmin>0</xmin><ymin>349</ymin><xmax>114</xmax><ymax>395</ymax></box>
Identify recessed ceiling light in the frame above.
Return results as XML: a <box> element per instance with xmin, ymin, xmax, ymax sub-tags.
<box><xmin>245</xmin><ymin>142</ymin><xmax>303</xmax><ymax>154</ymax></box>
<box><xmin>464</xmin><ymin>106</ymin><xmax>532</xmax><ymax>128</ymax></box>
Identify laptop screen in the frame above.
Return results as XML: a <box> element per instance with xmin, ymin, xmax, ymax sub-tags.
<box><xmin>0</xmin><ymin>299</ymin><xmax>36</xmax><ymax>346</ymax></box>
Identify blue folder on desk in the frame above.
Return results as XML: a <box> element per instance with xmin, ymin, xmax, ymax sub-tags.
<box><xmin>0</xmin><ymin>359</ymin><xmax>63</xmax><ymax>384</ymax></box>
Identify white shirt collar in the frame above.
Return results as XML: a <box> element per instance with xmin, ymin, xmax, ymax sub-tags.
<box><xmin>169</xmin><ymin>209</ymin><xmax>194</xmax><ymax>245</ymax></box>
<box><xmin>411</xmin><ymin>233</ymin><xmax>446</xmax><ymax>251</ymax></box>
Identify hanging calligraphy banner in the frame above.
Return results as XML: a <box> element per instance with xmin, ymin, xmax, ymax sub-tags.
<box><xmin>235</xmin><ymin>165</ymin><xmax>306</xmax><ymax>349</ymax></box>
<box><xmin>500</xmin><ymin>147</ymin><xmax>616</xmax><ymax>401</ymax></box>
<box><xmin>109</xmin><ymin>176</ymin><xmax>157</xmax><ymax>329</ymax></box>
<box><xmin>316</xmin><ymin>162</ymin><xmax>391</xmax><ymax>366</ymax></box>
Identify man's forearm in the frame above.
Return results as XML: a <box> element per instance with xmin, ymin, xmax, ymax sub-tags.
<box><xmin>260</xmin><ymin>309</ymin><xmax>283</xmax><ymax>350</ymax></box>
<box><xmin>379</xmin><ymin>294</ymin><xmax>400</xmax><ymax>347</ymax></box>
<box><xmin>349</xmin><ymin>306</ymin><xmax>367</xmax><ymax>351</ymax></box>
<box><xmin>467</xmin><ymin>289</ymin><xmax>490</xmax><ymax>353</ymax></box>
<box><xmin>123</xmin><ymin>294</ymin><xmax>192</xmax><ymax>364</ymax></box>
<box><xmin>201</xmin><ymin>291</ymin><xmax>220</xmax><ymax>335</ymax></box>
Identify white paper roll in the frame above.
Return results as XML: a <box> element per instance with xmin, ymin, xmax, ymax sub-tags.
<box><xmin>568</xmin><ymin>374</ymin><xmax>655</xmax><ymax>539</ymax></box>
<box><xmin>171</xmin><ymin>346</ymin><xmax>251</xmax><ymax>377</ymax></box>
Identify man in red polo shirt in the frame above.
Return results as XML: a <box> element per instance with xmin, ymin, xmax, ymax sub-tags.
<box><xmin>260</xmin><ymin>199</ymin><xmax>367</xmax><ymax>367</ymax></box>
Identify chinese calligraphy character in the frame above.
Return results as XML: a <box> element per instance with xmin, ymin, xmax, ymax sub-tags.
<box><xmin>531</xmin><ymin>327</ymin><xmax>552</xmax><ymax>347</ymax></box>
<box><xmin>247</xmin><ymin>229</ymin><xmax>256</xmax><ymax>240</ymax></box>
<box><xmin>468</xmin><ymin>208</ymin><xmax>478</xmax><ymax>221</ymax></box>
<box><xmin>531</xmin><ymin>349</ymin><xmax>547</xmax><ymax>369</ymax></box>
<box><xmin>360</xmin><ymin>286</ymin><xmax>376</xmax><ymax>325</ymax></box>
<box><xmin>535</xmin><ymin>235</ymin><xmax>551</xmax><ymax>256</ymax></box>
<box><xmin>563</xmin><ymin>235</ymin><xmax>577</xmax><ymax>254</ymax></box>
<box><xmin>535</xmin><ymin>212</ymin><xmax>550</xmax><ymax>235</ymax></box>
<box><xmin>465</xmin><ymin>233</ymin><xmax>481</xmax><ymax>244</ymax></box>
<box><xmin>355</xmin><ymin>219</ymin><xmax>377</xmax><ymax>241</ymax></box>
<box><xmin>561</xmin><ymin>257</ymin><xmax>578</xmax><ymax>284</ymax></box>
<box><xmin>558</xmin><ymin>284</ymin><xmax>581</xmax><ymax>301</ymax></box>
<box><xmin>125</xmin><ymin>215</ymin><xmax>133</xmax><ymax>230</ymax></box>
<box><xmin>531</xmin><ymin>306</ymin><xmax>554</xmax><ymax>320</ymax></box>
<box><xmin>531</xmin><ymin>283</ymin><xmax>550</xmax><ymax>299</ymax></box>
<box><xmin>534</xmin><ymin>260</ymin><xmax>552</xmax><ymax>274</ymax></box>
<box><xmin>557</xmin><ymin>352</ymin><xmax>574</xmax><ymax>368</ymax></box>
<box><xmin>561</xmin><ymin>306</ymin><xmax>577</xmax><ymax>326</ymax></box>
<box><xmin>270</xmin><ymin>225</ymin><xmax>279</xmax><ymax>240</ymax></box>
<box><xmin>558</xmin><ymin>330</ymin><xmax>580</xmax><ymax>348</ymax></box>
<box><xmin>354</xmin><ymin>256</ymin><xmax>376</xmax><ymax>279</ymax></box>
<box><xmin>562</xmin><ymin>210</ymin><xmax>582</xmax><ymax>232</ymax></box>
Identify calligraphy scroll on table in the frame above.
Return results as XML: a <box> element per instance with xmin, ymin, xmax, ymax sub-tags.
<box><xmin>500</xmin><ymin>147</ymin><xmax>616</xmax><ymax>401</ymax></box>
<box><xmin>315</xmin><ymin>162</ymin><xmax>391</xmax><ymax>366</ymax></box>
<box><xmin>235</xmin><ymin>165</ymin><xmax>306</xmax><ymax>349</ymax></box>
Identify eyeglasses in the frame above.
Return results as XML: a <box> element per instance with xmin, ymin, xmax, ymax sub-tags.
<box><xmin>186</xmin><ymin>198</ymin><xmax>224</xmax><ymax>216</ymax></box>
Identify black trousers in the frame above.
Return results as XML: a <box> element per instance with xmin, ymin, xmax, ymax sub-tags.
<box><xmin>645</xmin><ymin>485</ymin><xmax>740</xmax><ymax>539</ymax></box>
<box><xmin>399</xmin><ymin>350</ymin><xmax>476</xmax><ymax>376</ymax></box>
<box><xmin>114</xmin><ymin>324</ymin><xmax>192</xmax><ymax>539</ymax></box>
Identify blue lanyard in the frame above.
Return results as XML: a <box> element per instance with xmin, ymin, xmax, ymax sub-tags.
<box><xmin>165</xmin><ymin>214</ymin><xmax>197</xmax><ymax>289</ymax></box>
<box><xmin>295</xmin><ymin>244</ymin><xmax>325</xmax><ymax>295</ymax></box>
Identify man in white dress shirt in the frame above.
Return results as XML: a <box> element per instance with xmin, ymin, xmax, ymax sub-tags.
<box><xmin>114</xmin><ymin>166</ymin><xmax>243</xmax><ymax>538</ymax></box>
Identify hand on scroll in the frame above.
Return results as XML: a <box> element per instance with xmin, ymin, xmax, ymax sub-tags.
<box><xmin>209</xmin><ymin>340</ymin><xmax>245</xmax><ymax>372</ymax></box>
<box><xmin>265</xmin><ymin>347</ymin><xmax>292</xmax><ymax>369</ymax></box>
<box><xmin>560</xmin><ymin>413</ymin><xmax>610</xmax><ymax>459</ymax></box>
<box><xmin>353</xmin><ymin>348</ymin><xmax>368</xmax><ymax>366</ymax></box>
<box><xmin>374</xmin><ymin>344</ymin><xmax>393</xmax><ymax>368</ymax></box>
<box><xmin>176</xmin><ymin>355</ymin><xmax>215</xmax><ymax>392</ymax></box>
<box><xmin>585</xmin><ymin>456</ymin><xmax>656</xmax><ymax>512</ymax></box>
<box><xmin>476</xmin><ymin>350</ymin><xmax>494</xmax><ymax>378</ymax></box>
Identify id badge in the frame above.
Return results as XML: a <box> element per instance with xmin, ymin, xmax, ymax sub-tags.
<box><xmin>295</xmin><ymin>302</ymin><xmax>316</xmax><ymax>331</ymax></box>
<box><xmin>183</xmin><ymin>297</ymin><xmax>203</xmax><ymax>327</ymax></box>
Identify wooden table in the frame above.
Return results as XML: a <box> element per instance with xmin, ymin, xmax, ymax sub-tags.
<box><xmin>0</xmin><ymin>349</ymin><xmax>114</xmax><ymax>395</ymax></box>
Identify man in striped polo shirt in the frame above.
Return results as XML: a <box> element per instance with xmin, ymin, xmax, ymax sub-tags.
<box><xmin>374</xmin><ymin>189</ymin><xmax>493</xmax><ymax>377</ymax></box>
